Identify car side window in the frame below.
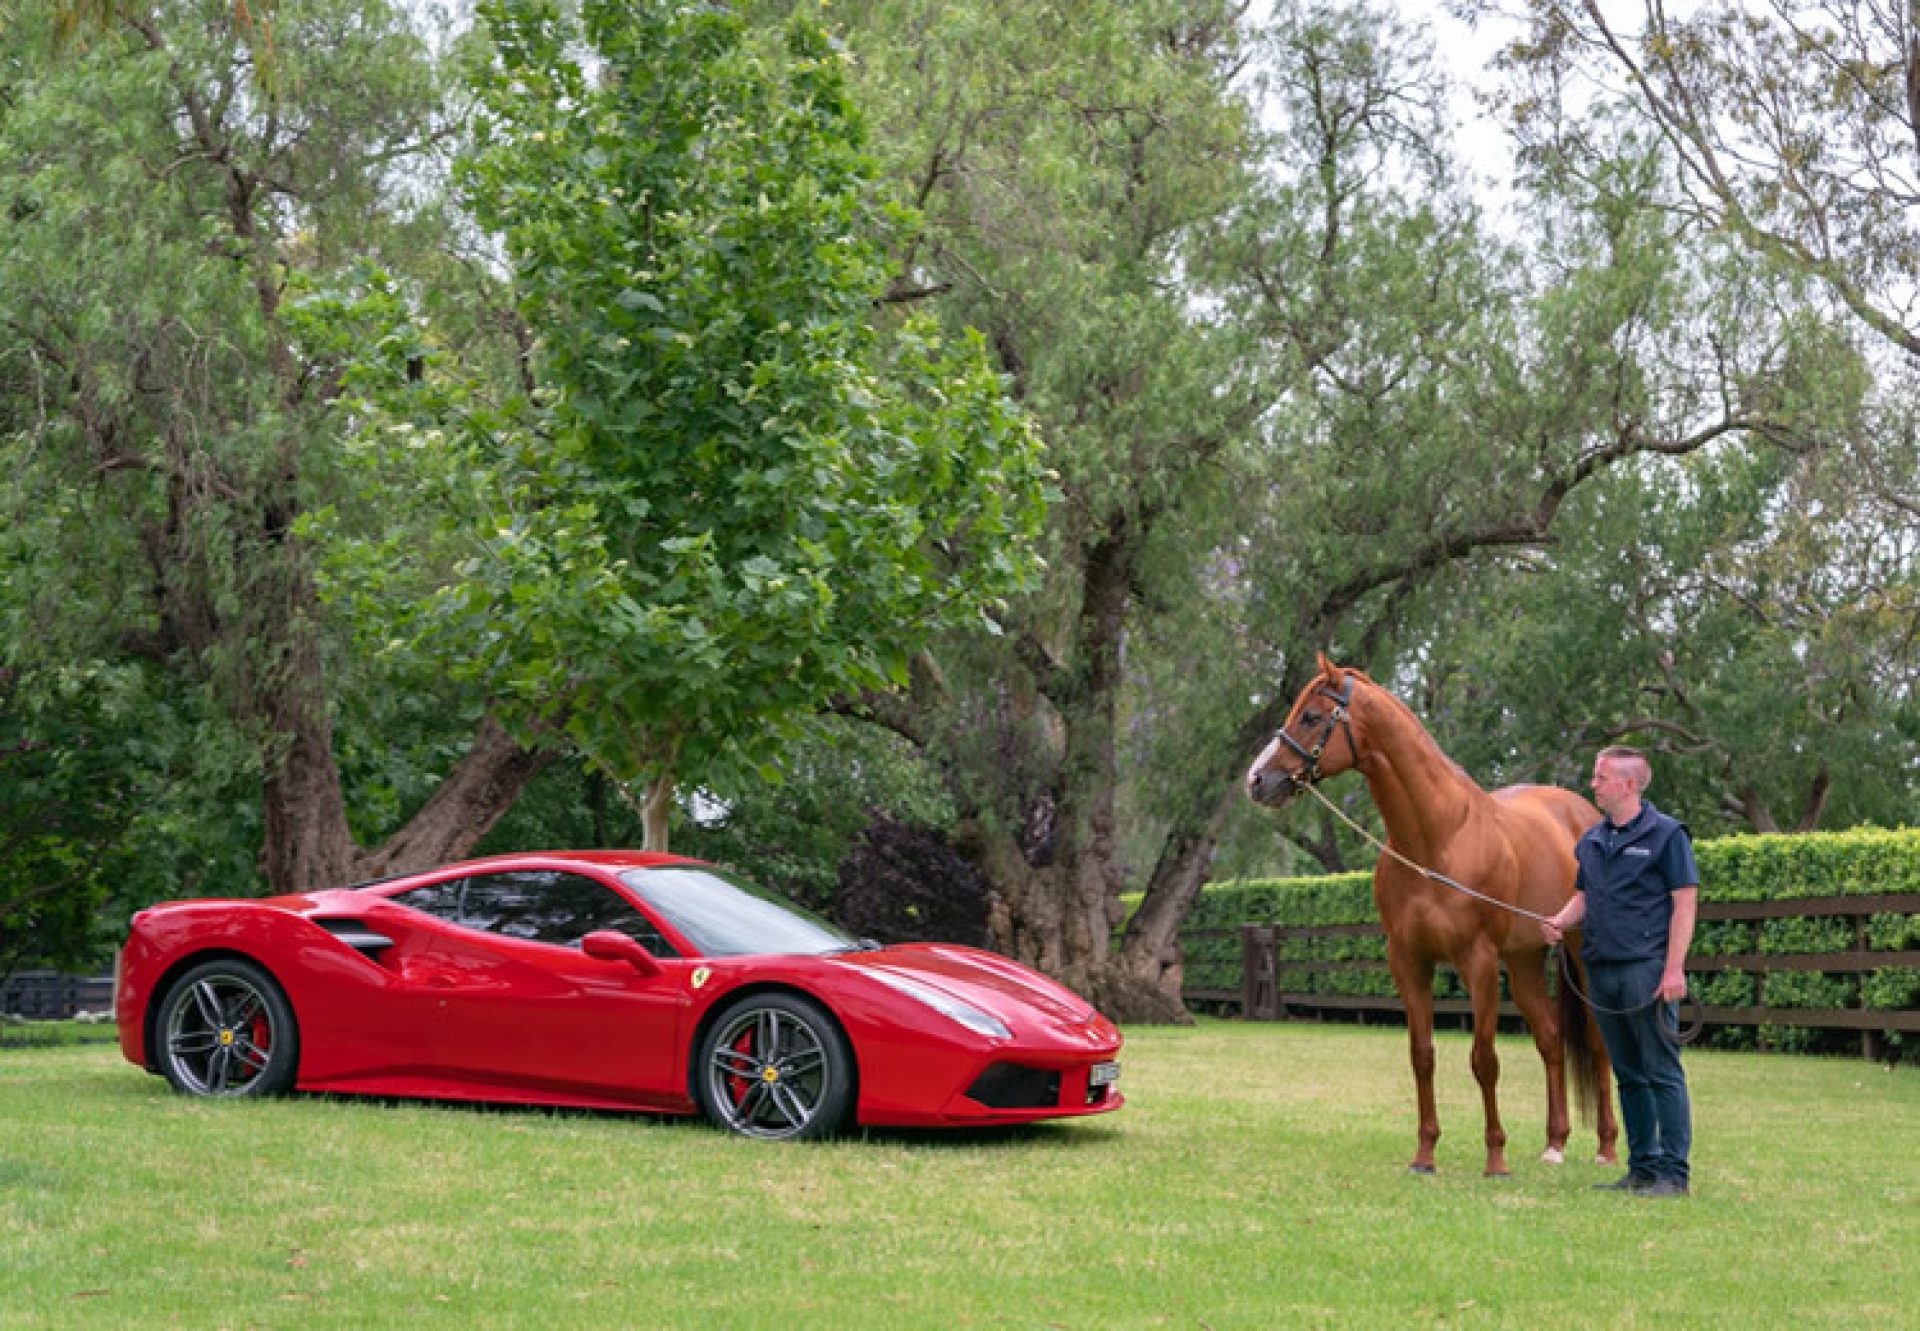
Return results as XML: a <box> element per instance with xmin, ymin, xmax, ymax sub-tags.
<box><xmin>458</xmin><ymin>871</ymin><xmax>677</xmax><ymax>957</ymax></box>
<box><xmin>391</xmin><ymin>878</ymin><xmax>465</xmax><ymax>924</ymax></box>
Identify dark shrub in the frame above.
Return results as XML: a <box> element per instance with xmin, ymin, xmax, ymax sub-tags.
<box><xmin>833</xmin><ymin>815</ymin><xmax>991</xmax><ymax>948</ymax></box>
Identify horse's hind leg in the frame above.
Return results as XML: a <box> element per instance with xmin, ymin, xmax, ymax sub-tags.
<box><xmin>1387</xmin><ymin>939</ymin><xmax>1441</xmax><ymax>1174</ymax></box>
<box><xmin>1563</xmin><ymin>946</ymin><xmax>1621</xmax><ymax>1166</ymax></box>
<box><xmin>1583</xmin><ymin>985</ymin><xmax>1621</xmax><ymax>1167</ymax></box>
<box><xmin>1507</xmin><ymin>949</ymin><xmax>1570</xmax><ymax>1163</ymax></box>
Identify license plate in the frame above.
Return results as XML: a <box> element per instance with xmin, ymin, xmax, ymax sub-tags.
<box><xmin>1089</xmin><ymin>1061</ymin><xmax>1120</xmax><ymax>1088</ymax></box>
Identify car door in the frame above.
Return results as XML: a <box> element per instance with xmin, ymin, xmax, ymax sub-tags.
<box><xmin>390</xmin><ymin>870</ymin><xmax>687</xmax><ymax>1105</ymax></box>
<box><xmin>282</xmin><ymin>892</ymin><xmax>472</xmax><ymax>1087</ymax></box>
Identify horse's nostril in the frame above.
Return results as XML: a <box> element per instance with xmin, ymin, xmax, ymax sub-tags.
<box><xmin>1249</xmin><ymin>770</ymin><xmax>1290</xmax><ymax>804</ymax></box>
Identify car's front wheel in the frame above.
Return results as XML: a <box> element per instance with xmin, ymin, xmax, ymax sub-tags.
<box><xmin>154</xmin><ymin>958</ymin><xmax>299</xmax><ymax>1098</ymax></box>
<box><xmin>695</xmin><ymin>993</ymin><xmax>854</xmax><ymax>1140</ymax></box>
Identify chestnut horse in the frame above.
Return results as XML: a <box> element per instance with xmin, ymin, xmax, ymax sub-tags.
<box><xmin>1245</xmin><ymin>657</ymin><xmax>1618</xmax><ymax>1176</ymax></box>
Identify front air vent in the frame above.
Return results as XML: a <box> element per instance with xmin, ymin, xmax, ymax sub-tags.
<box><xmin>965</xmin><ymin>1063</ymin><xmax>1061</xmax><ymax>1110</ymax></box>
<box><xmin>314</xmin><ymin>919</ymin><xmax>395</xmax><ymax>956</ymax></box>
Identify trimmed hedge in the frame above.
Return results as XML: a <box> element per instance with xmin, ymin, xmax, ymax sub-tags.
<box><xmin>1181</xmin><ymin>826</ymin><xmax>1920</xmax><ymax>1048</ymax></box>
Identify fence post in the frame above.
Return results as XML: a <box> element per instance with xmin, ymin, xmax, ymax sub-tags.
<box><xmin>1241</xmin><ymin>924</ymin><xmax>1279</xmax><ymax>1021</ymax></box>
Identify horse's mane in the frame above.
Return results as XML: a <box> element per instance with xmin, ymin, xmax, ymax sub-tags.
<box><xmin>1332</xmin><ymin>665</ymin><xmax>1485</xmax><ymax>792</ymax></box>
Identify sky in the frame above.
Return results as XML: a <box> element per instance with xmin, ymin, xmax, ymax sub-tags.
<box><xmin>1407</xmin><ymin>2</ymin><xmax>1528</xmax><ymax>216</ymax></box>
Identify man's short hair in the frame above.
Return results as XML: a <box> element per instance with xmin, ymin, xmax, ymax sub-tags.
<box><xmin>1597</xmin><ymin>745</ymin><xmax>1653</xmax><ymax>793</ymax></box>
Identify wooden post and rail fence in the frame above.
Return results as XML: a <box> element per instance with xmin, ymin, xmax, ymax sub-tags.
<box><xmin>1183</xmin><ymin>891</ymin><xmax>1920</xmax><ymax>1058</ymax></box>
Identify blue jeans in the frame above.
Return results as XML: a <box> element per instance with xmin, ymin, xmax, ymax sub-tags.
<box><xmin>1588</xmin><ymin>958</ymin><xmax>1691</xmax><ymax>1185</ymax></box>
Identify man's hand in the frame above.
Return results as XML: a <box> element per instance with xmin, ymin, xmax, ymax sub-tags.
<box><xmin>1656</xmin><ymin>966</ymin><xmax>1688</xmax><ymax>1003</ymax></box>
<box><xmin>1543</xmin><ymin>893</ymin><xmax>1584</xmax><ymax>947</ymax></box>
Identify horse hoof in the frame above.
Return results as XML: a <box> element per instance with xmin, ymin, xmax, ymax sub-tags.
<box><xmin>1541</xmin><ymin>1148</ymin><xmax>1565</xmax><ymax>1165</ymax></box>
<box><xmin>1408</xmin><ymin>1164</ymin><xmax>1436</xmax><ymax>1176</ymax></box>
<box><xmin>1485</xmin><ymin>1169</ymin><xmax>1511</xmax><ymax>1179</ymax></box>
<box><xmin>1594</xmin><ymin>1154</ymin><xmax>1617</xmax><ymax>1167</ymax></box>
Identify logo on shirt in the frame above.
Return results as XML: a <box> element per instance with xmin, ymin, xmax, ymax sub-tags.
<box><xmin>1623</xmin><ymin>847</ymin><xmax>1651</xmax><ymax>856</ymax></box>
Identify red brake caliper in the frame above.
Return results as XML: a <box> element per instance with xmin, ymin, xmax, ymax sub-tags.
<box><xmin>246</xmin><ymin>1012</ymin><xmax>271</xmax><ymax>1076</ymax></box>
<box><xmin>728</xmin><ymin>1028</ymin><xmax>756</xmax><ymax>1111</ymax></box>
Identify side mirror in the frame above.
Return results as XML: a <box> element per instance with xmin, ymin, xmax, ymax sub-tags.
<box><xmin>580</xmin><ymin>930</ymin><xmax>663</xmax><ymax>977</ymax></box>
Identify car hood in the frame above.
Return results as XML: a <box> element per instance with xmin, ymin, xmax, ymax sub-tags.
<box><xmin>834</xmin><ymin>943</ymin><xmax>1114</xmax><ymax>1038</ymax></box>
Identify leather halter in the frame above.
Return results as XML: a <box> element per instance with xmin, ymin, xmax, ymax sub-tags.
<box><xmin>1271</xmin><ymin>672</ymin><xmax>1357</xmax><ymax>789</ymax></box>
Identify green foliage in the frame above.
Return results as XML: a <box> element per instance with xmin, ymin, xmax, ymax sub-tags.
<box><xmin>1373</xmin><ymin>243</ymin><xmax>1910</xmax><ymax>836</ymax></box>
<box><xmin>676</xmin><ymin>720</ymin><xmax>954</xmax><ymax>915</ymax></box>
<box><xmin>1860</xmin><ymin>968</ymin><xmax>1920</xmax><ymax>1011</ymax></box>
<box><xmin>472</xmin><ymin>716</ymin><xmax>955</xmax><ymax>916</ymax></box>
<box><xmin>1697</xmin><ymin>827</ymin><xmax>1920</xmax><ymax>900</ymax></box>
<box><xmin>1186</xmin><ymin>871</ymin><xmax>1375</xmax><ymax>932</ymax></box>
<box><xmin>0</xmin><ymin>668</ymin><xmax>136</xmax><ymax>971</ymax></box>
<box><xmin>311</xmin><ymin>0</ymin><xmax>1046</xmax><ymax>835</ymax></box>
<box><xmin>0</xmin><ymin>0</ymin><xmax>505</xmax><ymax>914</ymax></box>
<box><xmin>0</xmin><ymin>659</ymin><xmax>268</xmax><ymax>971</ymax></box>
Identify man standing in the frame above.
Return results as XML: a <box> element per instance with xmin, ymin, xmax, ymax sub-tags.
<box><xmin>1542</xmin><ymin>745</ymin><xmax>1699</xmax><ymax>1198</ymax></box>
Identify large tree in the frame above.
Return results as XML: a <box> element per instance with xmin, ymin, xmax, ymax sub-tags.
<box><xmin>0</xmin><ymin>0</ymin><xmax>558</xmax><ymax>897</ymax></box>
<box><xmin>1383</xmin><ymin>0</ymin><xmax>1920</xmax><ymax>831</ymax></box>
<box><xmin>1387</xmin><ymin>350</ymin><xmax>1917</xmax><ymax>835</ymax></box>
<box><xmin>807</xmin><ymin>0</ymin><xmax>1858</xmax><ymax>1020</ymax></box>
<box><xmin>794</xmin><ymin>0</ymin><xmax>1267</xmax><ymax>1021</ymax></box>
<box><xmin>314</xmin><ymin>0</ymin><xmax>1047</xmax><ymax>853</ymax></box>
<box><xmin>1498</xmin><ymin>0</ymin><xmax>1920</xmax><ymax>357</ymax></box>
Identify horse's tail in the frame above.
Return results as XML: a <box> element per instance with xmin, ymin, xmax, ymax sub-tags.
<box><xmin>1557</xmin><ymin>943</ymin><xmax>1601</xmax><ymax>1124</ymax></box>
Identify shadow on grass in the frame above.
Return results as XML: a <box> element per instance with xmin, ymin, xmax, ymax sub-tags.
<box><xmin>854</xmin><ymin>1120</ymin><xmax>1124</xmax><ymax>1151</ymax></box>
<box><xmin>272</xmin><ymin>1089</ymin><xmax>1124</xmax><ymax>1151</ymax></box>
<box><xmin>85</xmin><ymin>1046</ymin><xmax>1126</xmax><ymax>1151</ymax></box>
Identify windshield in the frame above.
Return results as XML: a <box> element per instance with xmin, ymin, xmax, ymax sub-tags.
<box><xmin>619</xmin><ymin>866</ymin><xmax>857</xmax><ymax>958</ymax></box>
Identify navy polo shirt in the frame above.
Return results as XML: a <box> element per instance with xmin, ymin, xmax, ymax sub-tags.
<box><xmin>1573</xmin><ymin>800</ymin><xmax>1698</xmax><ymax>964</ymax></box>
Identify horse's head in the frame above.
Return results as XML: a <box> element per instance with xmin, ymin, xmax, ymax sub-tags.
<box><xmin>1246</xmin><ymin>653</ymin><xmax>1364</xmax><ymax>807</ymax></box>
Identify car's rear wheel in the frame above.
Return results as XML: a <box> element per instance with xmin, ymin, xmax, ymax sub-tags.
<box><xmin>695</xmin><ymin>993</ymin><xmax>854</xmax><ymax>1140</ymax></box>
<box><xmin>155</xmin><ymin>959</ymin><xmax>299</xmax><ymax>1098</ymax></box>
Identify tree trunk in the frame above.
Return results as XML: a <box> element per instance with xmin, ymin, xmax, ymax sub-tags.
<box><xmin>262</xmin><ymin>704</ymin><xmax>555</xmax><ymax>890</ymax></box>
<box><xmin>259</xmin><ymin>709</ymin><xmax>360</xmax><ymax>891</ymax></box>
<box><xmin>354</xmin><ymin>715</ymin><xmax>556</xmax><ymax>880</ymax></box>
<box><xmin>254</xmin><ymin>562</ymin><xmax>361</xmax><ymax>890</ymax></box>
<box><xmin>1109</xmin><ymin>777</ymin><xmax>1245</xmax><ymax>1019</ymax></box>
<box><xmin>641</xmin><ymin>773</ymin><xmax>675</xmax><ymax>852</ymax></box>
<box><xmin>963</xmin><ymin>516</ymin><xmax>1200</xmax><ymax>1024</ymax></box>
<box><xmin>1723</xmin><ymin>787</ymin><xmax>1781</xmax><ymax>834</ymax></box>
<box><xmin>1792</xmin><ymin>765</ymin><xmax>1831</xmax><ymax>833</ymax></box>
<box><xmin>1104</xmin><ymin>687</ymin><xmax>1303</xmax><ymax>1020</ymax></box>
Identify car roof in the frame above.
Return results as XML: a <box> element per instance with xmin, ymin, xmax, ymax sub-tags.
<box><xmin>343</xmin><ymin>849</ymin><xmax>703</xmax><ymax>893</ymax></box>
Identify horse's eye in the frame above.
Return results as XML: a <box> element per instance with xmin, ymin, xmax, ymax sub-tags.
<box><xmin>1302</xmin><ymin>711</ymin><xmax>1320</xmax><ymax>726</ymax></box>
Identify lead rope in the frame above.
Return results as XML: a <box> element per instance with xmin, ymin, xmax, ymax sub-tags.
<box><xmin>1296</xmin><ymin>780</ymin><xmax>1554</xmax><ymax>924</ymax></box>
<box><xmin>1293</xmin><ymin>780</ymin><xmax>1701</xmax><ymax>1043</ymax></box>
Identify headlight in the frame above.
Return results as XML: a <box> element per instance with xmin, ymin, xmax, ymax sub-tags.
<box><xmin>865</xmin><ymin>968</ymin><xmax>1010</xmax><ymax>1040</ymax></box>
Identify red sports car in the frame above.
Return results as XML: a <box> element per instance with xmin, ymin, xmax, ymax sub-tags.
<box><xmin>115</xmin><ymin>851</ymin><xmax>1122</xmax><ymax>1139</ymax></box>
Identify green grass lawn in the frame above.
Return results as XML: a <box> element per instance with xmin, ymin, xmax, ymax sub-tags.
<box><xmin>2</xmin><ymin>1020</ymin><xmax>1914</xmax><ymax>1329</ymax></box>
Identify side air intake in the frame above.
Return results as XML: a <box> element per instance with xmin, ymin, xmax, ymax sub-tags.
<box><xmin>314</xmin><ymin>919</ymin><xmax>395</xmax><ymax>956</ymax></box>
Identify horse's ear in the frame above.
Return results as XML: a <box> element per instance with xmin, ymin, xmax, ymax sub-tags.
<box><xmin>1317</xmin><ymin>650</ymin><xmax>1338</xmax><ymax>678</ymax></box>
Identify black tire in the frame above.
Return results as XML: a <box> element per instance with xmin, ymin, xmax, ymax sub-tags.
<box><xmin>694</xmin><ymin>993</ymin><xmax>854</xmax><ymax>1141</ymax></box>
<box><xmin>154</xmin><ymin>958</ymin><xmax>300</xmax><ymax>1099</ymax></box>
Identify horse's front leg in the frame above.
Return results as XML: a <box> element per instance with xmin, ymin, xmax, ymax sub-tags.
<box><xmin>1461</xmin><ymin>944</ymin><xmax>1509</xmax><ymax>1177</ymax></box>
<box><xmin>1387</xmin><ymin>939</ymin><xmax>1441</xmax><ymax>1174</ymax></box>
